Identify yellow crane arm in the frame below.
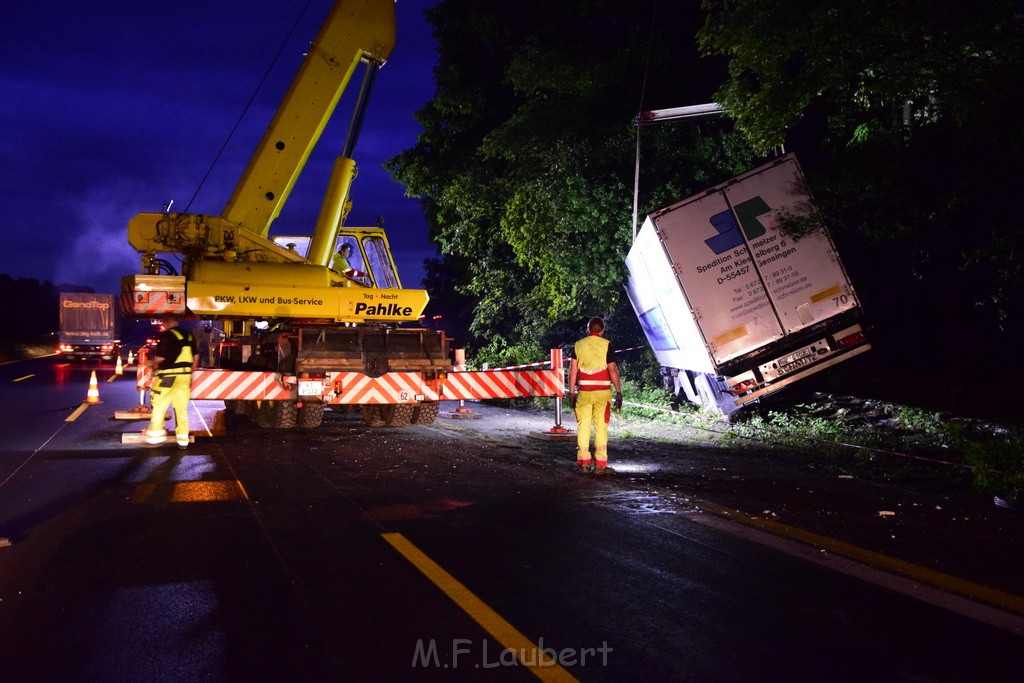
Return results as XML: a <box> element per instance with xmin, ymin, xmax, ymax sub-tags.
<box><xmin>221</xmin><ymin>0</ymin><xmax>395</xmax><ymax>243</ymax></box>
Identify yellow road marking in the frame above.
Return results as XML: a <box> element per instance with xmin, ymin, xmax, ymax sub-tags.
<box><xmin>13</xmin><ymin>374</ymin><xmax>33</xmax><ymax>382</ymax></box>
<box><xmin>697</xmin><ymin>501</ymin><xmax>1024</xmax><ymax>615</ymax></box>
<box><xmin>65</xmin><ymin>403</ymin><xmax>88</xmax><ymax>422</ymax></box>
<box><xmin>132</xmin><ymin>479</ymin><xmax>247</xmax><ymax>504</ymax></box>
<box><xmin>382</xmin><ymin>532</ymin><xmax>578</xmax><ymax>682</ymax></box>
<box><xmin>169</xmin><ymin>480</ymin><xmax>246</xmax><ymax>502</ymax></box>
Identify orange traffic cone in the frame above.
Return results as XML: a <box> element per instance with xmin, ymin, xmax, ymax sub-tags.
<box><xmin>127</xmin><ymin>350</ymin><xmax>134</xmax><ymax>366</ymax></box>
<box><xmin>115</xmin><ymin>355</ymin><xmax>124</xmax><ymax>375</ymax></box>
<box><xmin>86</xmin><ymin>370</ymin><xmax>101</xmax><ymax>404</ymax></box>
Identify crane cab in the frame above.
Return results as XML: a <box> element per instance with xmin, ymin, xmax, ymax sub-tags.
<box><xmin>273</xmin><ymin>227</ymin><xmax>400</xmax><ymax>289</ymax></box>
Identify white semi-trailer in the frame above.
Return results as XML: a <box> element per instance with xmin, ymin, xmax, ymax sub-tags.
<box><xmin>625</xmin><ymin>154</ymin><xmax>870</xmax><ymax>416</ymax></box>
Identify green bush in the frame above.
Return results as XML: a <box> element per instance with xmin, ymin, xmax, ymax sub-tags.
<box><xmin>963</xmin><ymin>429</ymin><xmax>1024</xmax><ymax>502</ymax></box>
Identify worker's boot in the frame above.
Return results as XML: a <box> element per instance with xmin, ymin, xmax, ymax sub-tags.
<box><xmin>144</xmin><ymin>428</ymin><xmax>167</xmax><ymax>445</ymax></box>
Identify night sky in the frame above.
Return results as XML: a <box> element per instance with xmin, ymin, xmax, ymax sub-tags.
<box><xmin>1</xmin><ymin>0</ymin><xmax>438</xmax><ymax>294</ymax></box>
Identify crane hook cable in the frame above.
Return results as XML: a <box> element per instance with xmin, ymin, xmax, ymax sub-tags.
<box><xmin>184</xmin><ymin>0</ymin><xmax>316</xmax><ymax>213</ymax></box>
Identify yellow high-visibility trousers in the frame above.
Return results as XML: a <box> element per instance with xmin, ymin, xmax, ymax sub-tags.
<box><xmin>575</xmin><ymin>389</ymin><xmax>612</xmax><ymax>465</ymax></box>
<box><xmin>147</xmin><ymin>373</ymin><xmax>192</xmax><ymax>441</ymax></box>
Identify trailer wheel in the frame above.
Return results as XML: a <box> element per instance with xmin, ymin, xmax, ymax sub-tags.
<box><xmin>693</xmin><ymin>374</ymin><xmax>740</xmax><ymax>422</ymax></box>
<box><xmin>298</xmin><ymin>402</ymin><xmax>325</xmax><ymax>428</ymax></box>
<box><xmin>361</xmin><ymin>405</ymin><xmax>387</xmax><ymax>427</ymax></box>
<box><xmin>411</xmin><ymin>402</ymin><xmax>439</xmax><ymax>425</ymax></box>
<box><xmin>258</xmin><ymin>400</ymin><xmax>298</xmax><ymax>429</ymax></box>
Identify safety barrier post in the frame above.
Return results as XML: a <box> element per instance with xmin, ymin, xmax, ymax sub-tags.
<box><xmin>542</xmin><ymin>348</ymin><xmax>571</xmax><ymax>436</ymax></box>
<box><xmin>453</xmin><ymin>348</ymin><xmax>474</xmax><ymax>414</ymax></box>
<box><xmin>440</xmin><ymin>348</ymin><xmax>481</xmax><ymax>419</ymax></box>
<box><xmin>527</xmin><ymin>349</ymin><xmax>574</xmax><ymax>441</ymax></box>
<box><xmin>114</xmin><ymin>346</ymin><xmax>153</xmax><ymax>419</ymax></box>
<box><xmin>136</xmin><ymin>347</ymin><xmax>150</xmax><ymax>407</ymax></box>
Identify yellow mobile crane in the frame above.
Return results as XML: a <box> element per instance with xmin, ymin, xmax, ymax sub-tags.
<box><xmin>121</xmin><ymin>0</ymin><xmax>451</xmax><ymax>428</ymax></box>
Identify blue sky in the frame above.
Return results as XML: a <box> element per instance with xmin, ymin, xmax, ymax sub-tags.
<box><xmin>0</xmin><ymin>0</ymin><xmax>438</xmax><ymax>293</ymax></box>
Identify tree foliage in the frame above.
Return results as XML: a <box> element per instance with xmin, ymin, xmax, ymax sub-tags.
<box><xmin>389</xmin><ymin>0</ymin><xmax>756</xmax><ymax>365</ymax></box>
<box><xmin>0</xmin><ymin>275</ymin><xmax>61</xmax><ymax>343</ymax></box>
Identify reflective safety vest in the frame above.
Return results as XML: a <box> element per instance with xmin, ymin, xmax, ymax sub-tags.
<box><xmin>575</xmin><ymin>334</ymin><xmax>611</xmax><ymax>392</ymax></box>
<box><xmin>156</xmin><ymin>328</ymin><xmax>194</xmax><ymax>375</ymax></box>
<box><xmin>330</xmin><ymin>253</ymin><xmax>366</xmax><ymax>278</ymax></box>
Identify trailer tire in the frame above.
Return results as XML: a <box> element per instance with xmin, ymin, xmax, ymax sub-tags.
<box><xmin>298</xmin><ymin>402</ymin><xmax>325</xmax><ymax>428</ymax></box>
<box><xmin>411</xmin><ymin>402</ymin><xmax>439</xmax><ymax>425</ymax></box>
<box><xmin>361</xmin><ymin>405</ymin><xmax>387</xmax><ymax>427</ymax></box>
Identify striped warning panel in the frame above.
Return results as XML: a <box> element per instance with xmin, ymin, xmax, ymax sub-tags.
<box><xmin>441</xmin><ymin>370</ymin><xmax>563</xmax><ymax>400</ymax></box>
<box><xmin>191</xmin><ymin>369</ymin><xmax>295</xmax><ymax>401</ymax></box>
<box><xmin>181</xmin><ymin>368</ymin><xmax>562</xmax><ymax>404</ymax></box>
<box><xmin>120</xmin><ymin>291</ymin><xmax>187</xmax><ymax>316</ymax></box>
<box><xmin>136</xmin><ymin>347</ymin><xmax>152</xmax><ymax>390</ymax></box>
<box><xmin>326</xmin><ymin>372</ymin><xmax>440</xmax><ymax>405</ymax></box>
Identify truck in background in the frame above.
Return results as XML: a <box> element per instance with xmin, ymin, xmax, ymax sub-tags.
<box><xmin>625</xmin><ymin>154</ymin><xmax>870</xmax><ymax>416</ymax></box>
<box><xmin>57</xmin><ymin>292</ymin><xmax>120</xmax><ymax>363</ymax></box>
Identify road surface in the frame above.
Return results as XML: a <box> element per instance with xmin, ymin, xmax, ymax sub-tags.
<box><xmin>1</xmin><ymin>357</ymin><xmax>1021</xmax><ymax>681</ymax></box>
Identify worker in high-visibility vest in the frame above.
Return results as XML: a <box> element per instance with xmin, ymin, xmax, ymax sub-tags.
<box><xmin>330</xmin><ymin>243</ymin><xmax>370</xmax><ymax>285</ymax></box>
<box><xmin>144</xmin><ymin>313</ymin><xmax>197</xmax><ymax>448</ymax></box>
<box><xmin>567</xmin><ymin>316</ymin><xmax>622</xmax><ymax>474</ymax></box>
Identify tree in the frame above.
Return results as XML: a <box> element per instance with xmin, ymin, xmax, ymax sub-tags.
<box><xmin>0</xmin><ymin>275</ymin><xmax>62</xmax><ymax>362</ymax></box>
<box><xmin>389</xmin><ymin>0</ymin><xmax>755</xmax><ymax>365</ymax></box>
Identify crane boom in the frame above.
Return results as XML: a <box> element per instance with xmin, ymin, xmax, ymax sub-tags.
<box><xmin>222</xmin><ymin>0</ymin><xmax>395</xmax><ymax>242</ymax></box>
<box><xmin>123</xmin><ymin>0</ymin><xmax>427</xmax><ymax>324</ymax></box>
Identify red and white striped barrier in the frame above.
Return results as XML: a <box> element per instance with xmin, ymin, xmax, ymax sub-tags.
<box><xmin>324</xmin><ymin>372</ymin><xmax>439</xmax><ymax>404</ymax></box>
<box><xmin>191</xmin><ymin>369</ymin><xmax>294</xmax><ymax>401</ymax></box>
<box><xmin>440</xmin><ymin>369</ymin><xmax>562</xmax><ymax>400</ymax></box>
<box><xmin>141</xmin><ymin>350</ymin><xmax>569</xmax><ymax>405</ymax></box>
<box><xmin>442</xmin><ymin>349</ymin><xmax>564</xmax><ymax>400</ymax></box>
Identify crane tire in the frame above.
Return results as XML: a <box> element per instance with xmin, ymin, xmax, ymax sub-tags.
<box><xmin>362</xmin><ymin>405</ymin><xmax>387</xmax><ymax>427</ymax></box>
<box><xmin>385</xmin><ymin>403</ymin><xmax>414</xmax><ymax>427</ymax></box>
<box><xmin>298</xmin><ymin>402</ymin><xmax>325</xmax><ymax>428</ymax></box>
<box><xmin>258</xmin><ymin>400</ymin><xmax>298</xmax><ymax>429</ymax></box>
<box><xmin>411</xmin><ymin>402</ymin><xmax>439</xmax><ymax>425</ymax></box>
